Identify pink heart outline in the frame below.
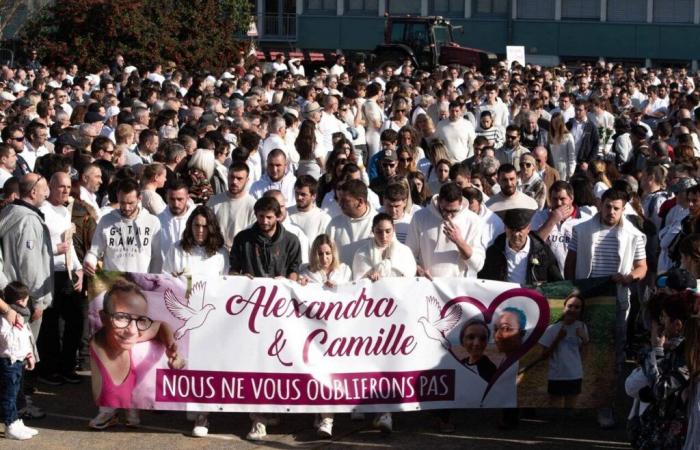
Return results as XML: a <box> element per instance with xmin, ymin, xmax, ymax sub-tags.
<box><xmin>440</xmin><ymin>287</ymin><xmax>550</xmax><ymax>404</ymax></box>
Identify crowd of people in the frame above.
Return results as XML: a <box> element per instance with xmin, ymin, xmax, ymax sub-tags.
<box><xmin>0</xmin><ymin>50</ymin><xmax>697</xmax><ymax>448</ymax></box>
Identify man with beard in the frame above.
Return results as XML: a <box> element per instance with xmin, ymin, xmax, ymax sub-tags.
<box><xmin>485</xmin><ymin>163</ymin><xmax>538</xmax><ymax>213</ymax></box>
<box><xmin>250</xmin><ymin>149</ymin><xmax>296</xmax><ymax>206</ymax></box>
<box><xmin>207</xmin><ymin>162</ymin><xmax>256</xmax><ymax>249</ymax></box>
<box><xmin>565</xmin><ymin>188</ymin><xmax>647</xmax><ymax>429</ymax></box>
<box><xmin>287</xmin><ymin>175</ymin><xmax>331</xmax><ymax>243</ymax></box>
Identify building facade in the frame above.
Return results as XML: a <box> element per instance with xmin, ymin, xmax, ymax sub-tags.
<box><xmin>255</xmin><ymin>0</ymin><xmax>700</xmax><ymax>67</ymax></box>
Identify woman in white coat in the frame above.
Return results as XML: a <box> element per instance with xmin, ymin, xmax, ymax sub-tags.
<box><xmin>351</xmin><ymin>212</ymin><xmax>416</xmax><ymax>434</ymax></box>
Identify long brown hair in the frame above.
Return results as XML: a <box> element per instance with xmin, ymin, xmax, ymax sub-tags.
<box><xmin>549</xmin><ymin>112</ymin><xmax>569</xmax><ymax>145</ymax></box>
<box><xmin>180</xmin><ymin>205</ymin><xmax>224</xmax><ymax>257</ymax></box>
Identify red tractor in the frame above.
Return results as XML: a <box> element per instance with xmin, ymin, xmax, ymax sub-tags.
<box><xmin>372</xmin><ymin>15</ymin><xmax>496</xmax><ymax>72</ymax></box>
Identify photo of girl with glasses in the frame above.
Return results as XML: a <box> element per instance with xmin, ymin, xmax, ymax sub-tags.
<box><xmin>88</xmin><ymin>279</ymin><xmax>183</xmax><ymax>430</ymax></box>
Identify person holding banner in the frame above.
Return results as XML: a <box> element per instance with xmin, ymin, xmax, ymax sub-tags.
<box><xmin>298</xmin><ymin>234</ymin><xmax>352</xmax><ymax>438</ymax></box>
<box><xmin>351</xmin><ymin>212</ymin><xmax>416</xmax><ymax>434</ymax></box>
<box><xmin>565</xmin><ymin>188</ymin><xmax>647</xmax><ymax>429</ymax></box>
<box><xmin>299</xmin><ymin>234</ymin><xmax>351</xmax><ymax>288</ymax></box>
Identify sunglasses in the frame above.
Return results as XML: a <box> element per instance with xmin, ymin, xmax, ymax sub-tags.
<box><xmin>522</xmin><ymin>162</ymin><xmax>534</xmax><ymax>168</ymax></box>
<box><xmin>10</xmin><ymin>135</ymin><xmax>24</xmax><ymax>142</ymax></box>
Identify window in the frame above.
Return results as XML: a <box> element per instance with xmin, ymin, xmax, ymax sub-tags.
<box><xmin>561</xmin><ymin>0</ymin><xmax>600</xmax><ymax>19</ymax></box>
<box><xmin>473</xmin><ymin>0</ymin><xmax>508</xmax><ymax>16</ymax></box>
<box><xmin>517</xmin><ymin>0</ymin><xmax>555</xmax><ymax>19</ymax></box>
<box><xmin>430</xmin><ymin>0</ymin><xmax>465</xmax><ymax>16</ymax></box>
<box><xmin>306</xmin><ymin>0</ymin><xmax>337</xmax><ymax>11</ymax></box>
<box><xmin>388</xmin><ymin>0</ymin><xmax>421</xmax><ymax>14</ymax></box>
<box><xmin>653</xmin><ymin>0</ymin><xmax>692</xmax><ymax>23</ymax></box>
<box><xmin>346</xmin><ymin>0</ymin><xmax>379</xmax><ymax>14</ymax></box>
<box><xmin>607</xmin><ymin>0</ymin><xmax>646</xmax><ymax>22</ymax></box>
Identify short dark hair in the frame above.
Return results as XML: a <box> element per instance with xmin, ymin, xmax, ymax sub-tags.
<box><xmin>103</xmin><ymin>279</ymin><xmax>147</xmax><ymax>314</ymax></box>
<box><xmin>294</xmin><ymin>174</ymin><xmax>318</xmax><ymax>195</ymax></box>
<box><xmin>438</xmin><ymin>182</ymin><xmax>463</xmax><ymax>203</ymax></box>
<box><xmin>167</xmin><ymin>179</ymin><xmax>189</xmax><ymax>192</ymax></box>
<box><xmin>380</xmin><ymin>129</ymin><xmax>398</xmax><ymax>144</ymax></box>
<box><xmin>229</xmin><ymin>161</ymin><xmax>250</xmax><ymax>174</ymax></box>
<box><xmin>449</xmin><ymin>162</ymin><xmax>471</xmax><ymax>180</ymax></box>
<box><xmin>254</xmin><ymin>196</ymin><xmax>281</xmax><ymax>215</ymax></box>
<box><xmin>497</xmin><ymin>163</ymin><xmax>517</xmax><ymax>176</ymax></box>
<box><xmin>384</xmin><ymin>182</ymin><xmax>408</xmax><ymax>202</ymax></box>
<box><xmin>601</xmin><ymin>188</ymin><xmax>629</xmax><ymax>204</ymax></box>
<box><xmin>342</xmin><ymin>178</ymin><xmax>368</xmax><ymax>202</ymax></box>
<box><xmin>3</xmin><ymin>281</ymin><xmax>29</xmax><ymax>305</ymax></box>
<box><xmin>549</xmin><ymin>180</ymin><xmax>573</xmax><ymax>200</ymax></box>
<box><xmin>372</xmin><ymin>212</ymin><xmax>393</xmax><ymax>228</ymax></box>
<box><xmin>462</xmin><ymin>186</ymin><xmax>483</xmax><ymax>204</ymax></box>
<box><xmin>117</xmin><ymin>177</ymin><xmax>140</xmax><ymax>196</ymax></box>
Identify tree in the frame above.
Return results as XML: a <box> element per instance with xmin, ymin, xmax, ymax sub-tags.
<box><xmin>19</xmin><ymin>0</ymin><xmax>253</xmax><ymax>72</ymax></box>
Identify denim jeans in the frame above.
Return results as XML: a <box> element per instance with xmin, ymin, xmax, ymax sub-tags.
<box><xmin>0</xmin><ymin>358</ymin><xmax>24</xmax><ymax>425</ymax></box>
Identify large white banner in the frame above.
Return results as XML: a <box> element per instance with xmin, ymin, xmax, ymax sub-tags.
<box><xmin>89</xmin><ymin>274</ymin><xmax>615</xmax><ymax>412</ymax></box>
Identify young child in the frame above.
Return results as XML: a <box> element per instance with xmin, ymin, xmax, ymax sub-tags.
<box><xmin>89</xmin><ymin>279</ymin><xmax>182</xmax><ymax>430</ymax></box>
<box><xmin>538</xmin><ymin>291</ymin><xmax>589</xmax><ymax>409</ymax></box>
<box><xmin>460</xmin><ymin>319</ymin><xmax>497</xmax><ymax>383</ymax></box>
<box><xmin>0</xmin><ymin>281</ymin><xmax>39</xmax><ymax>440</ymax></box>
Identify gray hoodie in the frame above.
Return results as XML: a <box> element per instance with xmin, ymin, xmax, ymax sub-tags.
<box><xmin>0</xmin><ymin>200</ymin><xmax>55</xmax><ymax>310</ymax></box>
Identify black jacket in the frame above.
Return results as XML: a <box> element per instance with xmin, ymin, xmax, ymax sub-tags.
<box><xmin>229</xmin><ymin>223</ymin><xmax>301</xmax><ymax>278</ymax></box>
<box><xmin>566</xmin><ymin>118</ymin><xmax>600</xmax><ymax>163</ymax></box>
<box><xmin>478</xmin><ymin>232</ymin><xmax>563</xmax><ymax>285</ymax></box>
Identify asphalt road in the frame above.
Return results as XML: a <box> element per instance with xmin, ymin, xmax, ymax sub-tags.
<box><xmin>1</xmin><ymin>370</ymin><xmax>631</xmax><ymax>450</ymax></box>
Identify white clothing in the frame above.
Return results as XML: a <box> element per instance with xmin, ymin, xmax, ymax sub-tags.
<box><xmin>163</xmin><ymin>243</ymin><xmax>228</xmax><ymax>277</ymax></box>
<box><xmin>157</xmin><ymin>203</ymin><xmax>196</xmax><ymax>260</ymax></box>
<box><xmin>476</xmin><ymin>99</ymin><xmax>509</xmax><ymax>129</ymax></box>
<box><xmin>531</xmin><ymin>209</ymin><xmax>589</xmax><ymax>275</ymax></box>
<box><xmin>352</xmin><ymin>238</ymin><xmax>417</xmax><ymax>280</ymax></box>
<box><xmin>288</xmin><ymin>205</ymin><xmax>332</xmax><ymax>242</ymax></box>
<box><xmin>318</xmin><ymin>111</ymin><xmax>349</xmax><ymax>157</ymax></box>
<box><xmin>140</xmin><ymin>190</ymin><xmax>166</xmax><ymax>216</ymax></box>
<box><xmin>539</xmin><ymin>321</ymin><xmax>588</xmax><ymax>380</ymax></box>
<box><xmin>550</xmin><ymin>105</ymin><xmax>574</xmax><ymax>122</ymax></box>
<box><xmin>550</xmin><ymin>134</ymin><xmax>576</xmax><ymax>180</ymax></box>
<box><xmin>406</xmin><ymin>196</ymin><xmax>484</xmax><ymax>278</ymax></box>
<box><xmin>22</xmin><ymin>141</ymin><xmax>50</xmax><ymax>172</ymax></box>
<box><xmin>299</xmin><ymin>263</ymin><xmax>352</xmax><ymax>285</ymax></box>
<box><xmin>282</xmin><ymin>217</ymin><xmax>310</xmax><ymax>264</ymax></box>
<box><xmin>260</xmin><ymin>133</ymin><xmax>294</xmax><ymax>168</ymax></box>
<box><xmin>477</xmin><ymin>205</ymin><xmax>504</xmax><ymax>249</ymax></box>
<box><xmin>435</xmin><ymin>118</ymin><xmax>475</xmax><ymax>163</ymax></box>
<box><xmin>250</xmin><ymin>173</ymin><xmax>297</xmax><ymax>206</ymax></box>
<box><xmin>39</xmin><ymin>201</ymin><xmax>81</xmax><ymax>272</ymax></box>
<box><xmin>206</xmin><ymin>192</ymin><xmax>256</xmax><ymax>249</ymax></box>
<box><xmin>505</xmin><ymin>236</ymin><xmax>530</xmax><ymax>285</ymax></box>
<box><xmin>321</xmin><ymin>190</ymin><xmax>381</xmax><ymax>218</ymax></box>
<box><xmin>0</xmin><ymin>167</ymin><xmax>12</xmax><ymax>188</ymax></box>
<box><xmin>80</xmin><ymin>186</ymin><xmax>100</xmax><ymax>215</ymax></box>
<box><xmin>0</xmin><ymin>317</ymin><xmax>34</xmax><ymax>364</ymax></box>
<box><xmin>658</xmin><ymin>204</ymin><xmax>688</xmax><ymax>273</ymax></box>
<box><xmin>84</xmin><ymin>207</ymin><xmax>162</xmax><ymax>273</ymax></box>
<box><xmin>378</xmin><ymin>204</ymin><xmax>421</xmax><ymax>244</ymax></box>
<box><xmin>325</xmin><ymin>207</ymin><xmax>375</xmax><ymax>267</ymax></box>
<box><xmin>363</xmin><ymin>99</ymin><xmax>383</xmax><ymax>158</ymax></box>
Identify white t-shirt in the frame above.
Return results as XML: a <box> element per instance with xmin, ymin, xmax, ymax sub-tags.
<box><xmin>288</xmin><ymin>205</ymin><xmax>332</xmax><ymax>243</ymax></box>
<box><xmin>206</xmin><ymin>192</ymin><xmax>256</xmax><ymax>249</ymax></box>
<box><xmin>538</xmin><ymin>320</ymin><xmax>588</xmax><ymax>380</ymax></box>
<box><xmin>505</xmin><ymin>237</ymin><xmax>530</xmax><ymax>285</ymax></box>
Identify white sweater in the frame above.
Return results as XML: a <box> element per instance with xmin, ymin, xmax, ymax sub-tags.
<box><xmin>406</xmin><ymin>196</ymin><xmax>485</xmax><ymax>278</ymax></box>
<box><xmin>435</xmin><ymin>118</ymin><xmax>475</xmax><ymax>163</ymax></box>
<box><xmin>158</xmin><ymin>204</ymin><xmax>195</xmax><ymax>260</ymax></box>
<box><xmin>288</xmin><ymin>205</ymin><xmax>332</xmax><ymax>243</ymax></box>
<box><xmin>40</xmin><ymin>201</ymin><xmax>81</xmax><ymax>272</ymax></box>
<box><xmin>85</xmin><ymin>207</ymin><xmax>162</xmax><ymax>273</ymax></box>
<box><xmin>352</xmin><ymin>238</ymin><xmax>417</xmax><ymax>280</ymax></box>
<box><xmin>207</xmin><ymin>192</ymin><xmax>256</xmax><ymax>249</ymax></box>
<box><xmin>162</xmin><ymin>243</ymin><xmax>229</xmax><ymax>277</ymax></box>
<box><xmin>250</xmin><ymin>172</ymin><xmax>297</xmax><ymax>207</ymax></box>
<box><xmin>326</xmin><ymin>207</ymin><xmax>375</xmax><ymax>267</ymax></box>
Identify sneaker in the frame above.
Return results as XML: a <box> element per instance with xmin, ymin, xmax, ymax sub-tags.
<box><xmin>246</xmin><ymin>421</ymin><xmax>267</xmax><ymax>441</ymax></box>
<box><xmin>125</xmin><ymin>409</ymin><xmax>140</xmax><ymax>427</ymax></box>
<box><xmin>5</xmin><ymin>419</ymin><xmax>33</xmax><ymax>440</ymax></box>
<box><xmin>350</xmin><ymin>411</ymin><xmax>365</xmax><ymax>421</ymax></box>
<box><xmin>19</xmin><ymin>397</ymin><xmax>46</xmax><ymax>420</ymax></box>
<box><xmin>373</xmin><ymin>413</ymin><xmax>392</xmax><ymax>434</ymax></box>
<box><xmin>18</xmin><ymin>419</ymin><xmax>38</xmax><ymax>436</ymax></box>
<box><xmin>597</xmin><ymin>407</ymin><xmax>615</xmax><ymax>429</ymax></box>
<box><xmin>89</xmin><ymin>408</ymin><xmax>119</xmax><ymax>430</ymax></box>
<box><xmin>61</xmin><ymin>371</ymin><xmax>83</xmax><ymax>384</ymax></box>
<box><xmin>192</xmin><ymin>414</ymin><xmax>209</xmax><ymax>438</ymax></box>
<box><xmin>317</xmin><ymin>417</ymin><xmax>333</xmax><ymax>438</ymax></box>
<box><xmin>38</xmin><ymin>373</ymin><xmax>64</xmax><ymax>386</ymax></box>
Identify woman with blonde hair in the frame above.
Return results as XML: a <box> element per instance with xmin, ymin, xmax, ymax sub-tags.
<box><xmin>140</xmin><ymin>162</ymin><xmax>167</xmax><ymax>215</ymax></box>
<box><xmin>589</xmin><ymin>159</ymin><xmax>612</xmax><ymax>199</ymax></box>
<box><xmin>414</xmin><ymin>113</ymin><xmax>436</xmax><ymax>151</ymax></box>
<box><xmin>297</xmin><ymin>233</ymin><xmax>351</xmax><ymax>438</ymax></box>
<box><xmin>423</xmin><ymin>140</ymin><xmax>451</xmax><ymax>193</ymax></box>
<box><xmin>549</xmin><ymin>112</ymin><xmax>576</xmax><ymax>180</ymax></box>
<box><xmin>299</xmin><ymin>234</ymin><xmax>352</xmax><ymax>288</ymax></box>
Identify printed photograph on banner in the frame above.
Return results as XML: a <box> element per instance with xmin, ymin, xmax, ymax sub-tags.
<box><xmin>515</xmin><ymin>277</ymin><xmax>617</xmax><ymax>409</ymax></box>
<box><xmin>88</xmin><ymin>272</ymin><xmax>191</xmax><ymax>410</ymax></box>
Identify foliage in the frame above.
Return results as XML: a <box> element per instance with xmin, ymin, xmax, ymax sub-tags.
<box><xmin>19</xmin><ymin>0</ymin><xmax>252</xmax><ymax>72</ymax></box>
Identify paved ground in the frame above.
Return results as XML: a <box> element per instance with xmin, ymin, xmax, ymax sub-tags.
<box><xmin>1</xmin><ymin>370</ymin><xmax>631</xmax><ymax>450</ymax></box>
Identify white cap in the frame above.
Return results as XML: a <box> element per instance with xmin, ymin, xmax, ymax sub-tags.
<box><xmin>11</xmin><ymin>84</ymin><xmax>28</xmax><ymax>94</ymax></box>
<box><xmin>0</xmin><ymin>91</ymin><xmax>16</xmax><ymax>102</ymax></box>
<box><xmin>105</xmin><ymin>105</ymin><xmax>120</xmax><ymax>120</ymax></box>
<box><xmin>47</xmin><ymin>80</ymin><xmax>61</xmax><ymax>89</ymax></box>
<box><xmin>220</xmin><ymin>71</ymin><xmax>235</xmax><ymax>80</ymax></box>
<box><xmin>124</xmin><ymin>66</ymin><xmax>138</xmax><ymax>75</ymax></box>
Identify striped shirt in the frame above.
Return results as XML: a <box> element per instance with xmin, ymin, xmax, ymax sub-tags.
<box><xmin>569</xmin><ymin>223</ymin><xmax>646</xmax><ymax>277</ymax></box>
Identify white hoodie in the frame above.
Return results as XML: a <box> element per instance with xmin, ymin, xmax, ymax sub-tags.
<box><xmin>326</xmin><ymin>206</ymin><xmax>375</xmax><ymax>267</ymax></box>
<box><xmin>85</xmin><ymin>207</ymin><xmax>162</xmax><ymax>273</ymax></box>
<box><xmin>406</xmin><ymin>195</ymin><xmax>484</xmax><ymax>278</ymax></box>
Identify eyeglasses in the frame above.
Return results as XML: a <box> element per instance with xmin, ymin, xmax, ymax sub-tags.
<box><xmin>522</xmin><ymin>162</ymin><xmax>534</xmax><ymax>168</ymax></box>
<box><xmin>10</xmin><ymin>135</ymin><xmax>24</xmax><ymax>142</ymax></box>
<box><xmin>110</xmin><ymin>312</ymin><xmax>154</xmax><ymax>331</ymax></box>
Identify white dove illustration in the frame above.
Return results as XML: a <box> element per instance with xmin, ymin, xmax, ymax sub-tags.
<box><xmin>418</xmin><ymin>296</ymin><xmax>462</xmax><ymax>349</ymax></box>
<box><xmin>164</xmin><ymin>281</ymin><xmax>215</xmax><ymax>340</ymax></box>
